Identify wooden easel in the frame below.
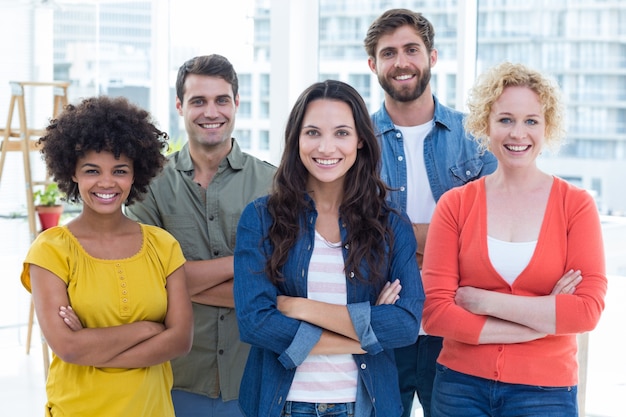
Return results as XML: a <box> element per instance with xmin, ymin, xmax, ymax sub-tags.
<box><xmin>0</xmin><ymin>80</ymin><xmax>69</xmax><ymax>379</ymax></box>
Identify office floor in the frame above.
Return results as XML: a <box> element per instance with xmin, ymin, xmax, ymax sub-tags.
<box><xmin>1</xmin><ymin>216</ymin><xmax>624</xmax><ymax>416</ymax></box>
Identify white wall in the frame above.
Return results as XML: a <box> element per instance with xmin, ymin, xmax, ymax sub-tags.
<box><xmin>0</xmin><ymin>2</ymin><xmax>54</xmax><ymax>214</ymax></box>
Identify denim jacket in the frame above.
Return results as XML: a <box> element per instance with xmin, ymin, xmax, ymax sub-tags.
<box><xmin>234</xmin><ymin>195</ymin><xmax>424</xmax><ymax>417</ymax></box>
<box><xmin>371</xmin><ymin>95</ymin><xmax>497</xmax><ymax>208</ymax></box>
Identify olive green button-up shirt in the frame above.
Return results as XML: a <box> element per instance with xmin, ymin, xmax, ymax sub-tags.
<box><xmin>126</xmin><ymin>139</ymin><xmax>276</xmax><ymax>401</ymax></box>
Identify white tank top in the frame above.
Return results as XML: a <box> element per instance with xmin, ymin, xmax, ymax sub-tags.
<box><xmin>487</xmin><ymin>236</ymin><xmax>537</xmax><ymax>285</ymax></box>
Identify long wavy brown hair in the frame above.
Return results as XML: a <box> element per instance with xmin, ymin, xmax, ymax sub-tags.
<box><xmin>266</xmin><ymin>80</ymin><xmax>394</xmax><ymax>286</ymax></box>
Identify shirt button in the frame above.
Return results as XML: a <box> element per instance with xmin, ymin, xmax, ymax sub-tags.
<box><xmin>360</xmin><ymin>363</ymin><xmax>366</xmax><ymax>369</ymax></box>
<box><xmin>466</xmin><ymin>170</ymin><xmax>471</xmax><ymax>176</ymax></box>
<box><xmin>209</xmin><ymin>215</ymin><xmax>214</xmax><ymax>221</ymax></box>
<box><xmin>218</xmin><ymin>349</ymin><xmax>224</xmax><ymax>355</ymax></box>
<box><xmin>400</xmin><ymin>186</ymin><xmax>406</xmax><ymax>192</ymax></box>
<box><xmin>220</xmin><ymin>315</ymin><xmax>225</xmax><ymax>321</ymax></box>
<box><xmin>213</xmin><ymin>250</ymin><xmax>219</xmax><ymax>256</ymax></box>
<box><xmin>398</xmin><ymin>156</ymin><xmax>403</xmax><ymax>161</ymax></box>
<box><xmin>395</xmin><ymin>132</ymin><xmax>401</xmax><ymax>138</ymax></box>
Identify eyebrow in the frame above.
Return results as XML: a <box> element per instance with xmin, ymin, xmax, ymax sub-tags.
<box><xmin>302</xmin><ymin>124</ymin><xmax>354</xmax><ymax>130</ymax></box>
<box><xmin>188</xmin><ymin>94</ymin><xmax>232</xmax><ymax>102</ymax></box>
<box><xmin>79</xmin><ymin>162</ymin><xmax>131</xmax><ymax>169</ymax></box>
<box><xmin>495</xmin><ymin>111</ymin><xmax>542</xmax><ymax>118</ymax></box>
<box><xmin>379</xmin><ymin>42</ymin><xmax>423</xmax><ymax>53</ymax></box>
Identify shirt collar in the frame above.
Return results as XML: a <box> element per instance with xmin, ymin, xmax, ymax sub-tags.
<box><xmin>372</xmin><ymin>95</ymin><xmax>456</xmax><ymax>135</ymax></box>
<box><xmin>173</xmin><ymin>138</ymin><xmax>246</xmax><ymax>174</ymax></box>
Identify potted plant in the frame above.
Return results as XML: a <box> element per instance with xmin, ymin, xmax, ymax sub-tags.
<box><xmin>34</xmin><ymin>182</ymin><xmax>64</xmax><ymax>230</ymax></box>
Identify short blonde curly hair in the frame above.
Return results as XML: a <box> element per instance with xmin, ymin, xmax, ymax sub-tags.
<box><xmin>465</xmin><ymin>62</ymin><xmax>566</xmax><ymax>153</ymax></box>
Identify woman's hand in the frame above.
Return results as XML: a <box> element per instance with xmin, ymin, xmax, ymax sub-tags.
<box><xmin>551</xmin><ymin>269</ymin><xmax>582</xmax><ymax>295</ymax></box>
<box><xmin>376</xmin><ymin>279</ymin><xmax>401</xmax><ymax>305</ymax></box>
<box><xmin>59</xmin><ymin>305</ymin><xmax>83</xmax><ymax>331</ymax></box>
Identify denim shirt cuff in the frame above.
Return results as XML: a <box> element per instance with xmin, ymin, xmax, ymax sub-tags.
<box><xmin>278</xmin><ymin>322</ymin><xmax>322</xmax><ymax>369</ymax></box>
<box><xmin>347</xmin><ymin>301</ymin><xmax>382</xmax><ymax>354</ymax></box>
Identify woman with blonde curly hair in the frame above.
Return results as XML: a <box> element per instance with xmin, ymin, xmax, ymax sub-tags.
<box><xmin>421</xmin><ymin>62</ymin><xmax>607</xmax><ymax>416</ymax></box>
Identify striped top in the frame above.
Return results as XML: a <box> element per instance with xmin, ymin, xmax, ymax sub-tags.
<box><xmin>285</xmin><ymin>231</ymin><xmax>358</xmax><ymax>402</ymax></box>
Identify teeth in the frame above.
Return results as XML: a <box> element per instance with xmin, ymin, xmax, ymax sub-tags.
<box><xmin>395</xmin><ymin>74</ymin><xmax>413</xmax><ymax>81</ymax></box>
<box><xmin>200</xmin><ymin>123</ymin><xmax>221</xmax><ymax>129</ymax></box>
<box><xmin>506</xmin><ymin>145</ymin><xmax>529</xmax><ymax>152</ymax></box>
<box><xmin>95</xmin><ymin>193</ymin><xmax>116</xmax><ymax>199</ymax></box>
<box><xmin>316</xmin><ymin>159</ymin><xmax>339</xmax><ymax>165</ymax></box>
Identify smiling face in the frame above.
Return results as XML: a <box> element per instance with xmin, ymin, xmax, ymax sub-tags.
<box><xmin>488</xmin><ymin>85</ymin><xmax>546</xmax><ymax>168</ymax></box>
<box><xmin>72</xmin><ymin>150</ymin><xmax>134</xmax><ymax>216</ymax></box>
<box><xmin>299</xmin><ymin>99</ymin><xmax>362</xmax><ymax>189</ymax></box>
<box><xmin>368</xmin><ymin>25</ymin><xmax>436</xmax><ymax>103</ymax></box>
<box><xmin>176</xmin><ymin>73</ymin><xmax>238</xmax><ymax>151</ymax></box>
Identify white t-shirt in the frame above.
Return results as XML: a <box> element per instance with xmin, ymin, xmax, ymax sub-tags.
<box><xmin>397</xmin><ymin>121</ymin><xmax>436</xmax><ymax>224</ymax></box>
<box><xmin>397</xmin><ymin>121</ymin><xmax>435</xmax><ymax>336</ymax></box>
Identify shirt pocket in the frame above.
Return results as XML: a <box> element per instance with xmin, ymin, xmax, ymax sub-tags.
<box><xmin>450</xmin><ymin>159</ymin><xmax>485</xmax><ymax>187</ymax></box>
<box><xmin>162</xmin><ymin>215</ymin><xmax>202</xmax><ymax>260</ymax></box>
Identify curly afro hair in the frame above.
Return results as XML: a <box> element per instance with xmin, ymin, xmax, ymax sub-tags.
<box><xmin>38</xmin><ymin>95</ymin><xmax>168</xmax><ymax>205</ymax></box>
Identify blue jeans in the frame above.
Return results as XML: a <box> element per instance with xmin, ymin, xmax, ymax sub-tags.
<box><xmin>281</xmin><ymin>401</ymin><xmax>355</xmax><ymax>417</ymax></box>
<box><xmin>395</xmin><ymin>334</ymin><xmax>443</xmax><ymax>417</ymax></box>
<box><xmin>171</xmin><ymin>390</ymin><xmax>244</xmax><ymax>417</ymax></box>
<box><xmin>431</xmin><ymin>364</ymin><xmax>578</xmax><ymax>417</ymax></box>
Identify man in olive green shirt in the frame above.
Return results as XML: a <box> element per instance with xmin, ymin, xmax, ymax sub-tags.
<box><xmin>126</xmin><ymin>54</ymin><xmax>275</xmax><ymax>417</ymax></box>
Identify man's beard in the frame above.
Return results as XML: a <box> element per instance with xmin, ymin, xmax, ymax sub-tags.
<box><xmin>379</xmin><ymin>66</ymin><xmax>431</xmax><ymax>102</ymax></box>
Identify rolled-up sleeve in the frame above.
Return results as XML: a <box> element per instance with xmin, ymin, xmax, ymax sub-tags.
<box><xmin>279</xmin><ymin>322</ymin><xmax>323</xmax><ymax>369</ymax></box>
<box><xmin>347</xmin><ymin>301</ymin><xmax>381</xmax><ymax>354</ymax></box>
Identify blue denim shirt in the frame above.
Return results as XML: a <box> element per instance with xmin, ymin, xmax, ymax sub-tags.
<box><xmin>372</xmin><ymin>95</ymin><xmax>497</xmax><ymax>209</ymax></box>
<box><xmin>234</xmin><ymin>195</ymin><xmax>424</xmax><ymax>417</ymax></box>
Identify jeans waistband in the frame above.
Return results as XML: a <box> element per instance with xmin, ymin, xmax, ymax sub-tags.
<box><xmin>283</xmin><ymin>401</ymin><xmax>355</xmax><ymax>416</ymax></box>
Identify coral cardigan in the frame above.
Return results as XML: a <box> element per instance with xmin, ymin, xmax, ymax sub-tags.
<box><xmin>422</xmin><ymin>176</ymin><xmax>607</xmax><ymax>386</ymax></box>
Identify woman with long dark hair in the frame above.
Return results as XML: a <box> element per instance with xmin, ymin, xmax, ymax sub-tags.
<box><xmin>234</xmin><ymin>80</ymin><xmax>424</xmax><ymax>417</ymax></box>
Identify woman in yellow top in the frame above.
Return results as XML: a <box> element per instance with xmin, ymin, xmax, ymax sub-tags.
<box><xmin>21</xmin><ymin>96</ymin><xmax>193</xmax><ymax>417</ymax></box>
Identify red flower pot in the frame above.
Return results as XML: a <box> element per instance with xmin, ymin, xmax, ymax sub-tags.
<box><xmin>36</xmin><ymin>205</ymin><xmax>63</xmax><ymax>231</ymax></box>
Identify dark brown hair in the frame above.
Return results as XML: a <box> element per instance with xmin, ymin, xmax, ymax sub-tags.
<box><xmin>175</xmin><ymin>54</ymin><xmax>239</xmax><ymax>102</ymax></box>
<box><xmin>266</xmin><ymin>80</ymin><xmax>393</xmax><ymax>286</ymax></box>
<box><xmin>364</xmin><ymin>8</ymin><xmax>435</xmax><ymax>60</ymax></box>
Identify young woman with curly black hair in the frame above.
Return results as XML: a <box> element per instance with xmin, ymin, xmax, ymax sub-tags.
<box><xmin>21</xmin><ymin>96</ymin><xmax>193</xmax><ymax>417</ymax></box>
